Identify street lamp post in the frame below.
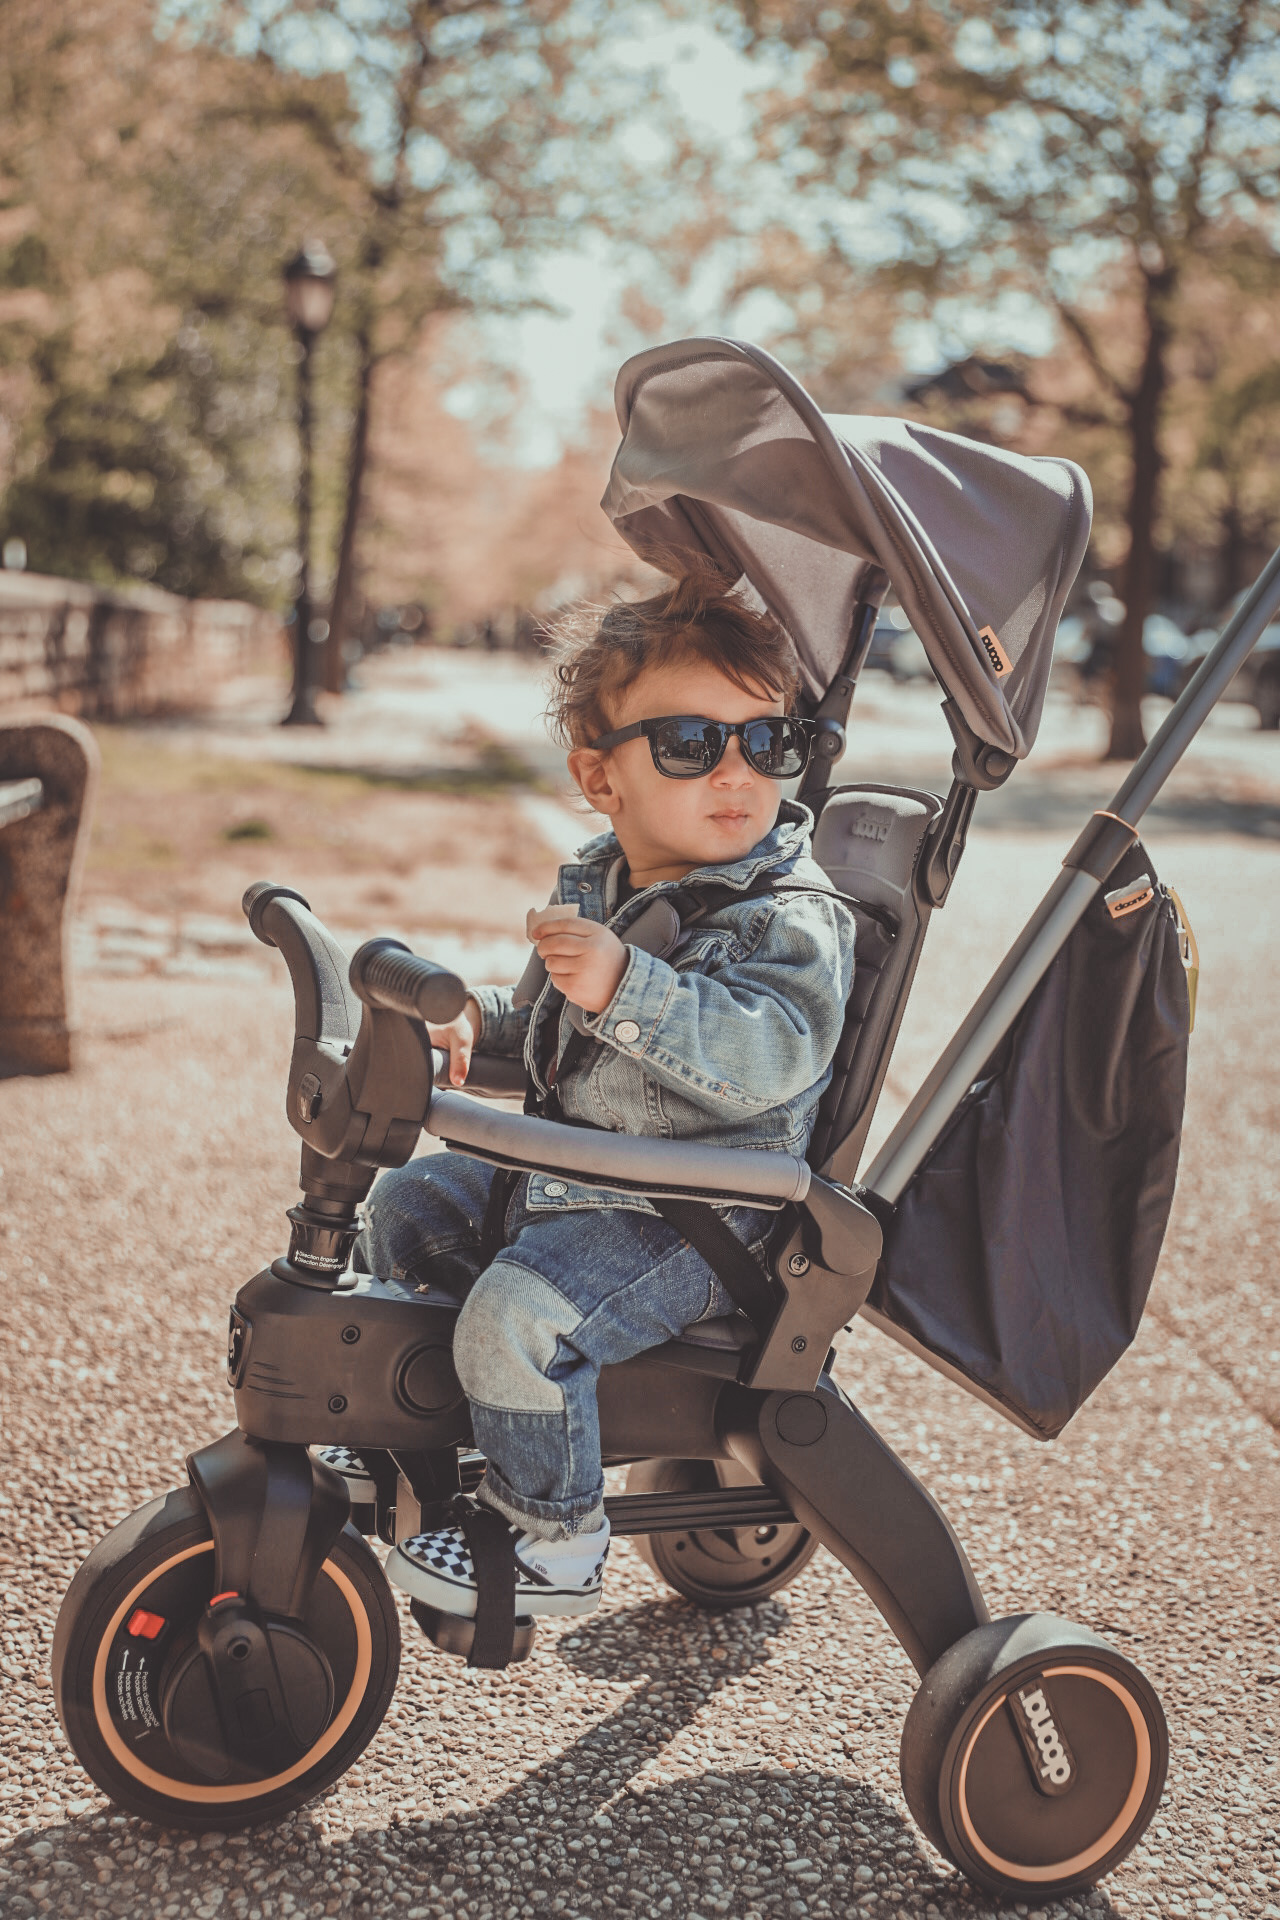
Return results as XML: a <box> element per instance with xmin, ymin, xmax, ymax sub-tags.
<box><xmin>282</xmin><ymin>241</ymin><xmax>337</xmax><ymax>727</ymax></box>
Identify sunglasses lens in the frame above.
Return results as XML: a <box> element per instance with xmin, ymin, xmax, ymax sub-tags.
<box><xmin>651</xmin><ymin>719</ymin><xmax>726</xmax><ymax>777</ymax></box>
<box><xmin>742</xmin><ymin>718</ymin><xmax>810</xmax><ymax>778</ymax></box>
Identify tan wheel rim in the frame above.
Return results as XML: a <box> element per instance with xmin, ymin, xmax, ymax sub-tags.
<box><xmin>91</xmin><ymin>1542</ymin><xmax>374</xmax><ymax>1804</ymax></box>
<box><xmin>955</xmin><ymin>1664</ymin><xmax>1153</xmax><ymax>1884</ymax></box>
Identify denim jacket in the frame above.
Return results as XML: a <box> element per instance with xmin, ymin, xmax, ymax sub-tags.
<box><xmin>468</xmin><ymin>802</ymin><xmax>856</xmax><ymax>1210</ymax></box>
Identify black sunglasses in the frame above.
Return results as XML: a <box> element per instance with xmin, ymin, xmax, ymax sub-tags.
<box><xmin>591</xmin><ymin>713</ymin><xmax>815</xmax><ymax>781</ymax></box>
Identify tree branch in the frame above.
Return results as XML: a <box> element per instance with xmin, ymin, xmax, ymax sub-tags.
<box><xmin>1183</xmin><ymin>0</ymin><xmax>1260</xmax><ymax>240</ymax></box>
<box><xmin>1056</xmin><ymin>302</ymin><xmax>1133</xmax><ymax>408</ymax></box>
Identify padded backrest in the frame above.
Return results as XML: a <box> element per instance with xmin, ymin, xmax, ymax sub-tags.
<box><xmin>808</xmin><ymin>784</ymin><xmax>944</xmax><ymax>1182</ymax></box>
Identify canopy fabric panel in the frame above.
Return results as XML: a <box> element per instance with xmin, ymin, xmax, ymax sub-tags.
<box><xmin>601</xmin><ymin>338</ymin><xmax>1093</xmax><ymax>758</ymax></box>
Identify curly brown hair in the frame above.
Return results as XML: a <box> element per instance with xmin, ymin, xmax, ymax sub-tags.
<box><xmin>544</xmin><ymin>559</ymin><xmax>801</xmax><ymax>750</ymax></box>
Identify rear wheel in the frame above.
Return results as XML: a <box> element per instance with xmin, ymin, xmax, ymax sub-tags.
<box><xmin>900</xmin><ymin>1614</ymin><xmax>1167</xmax><ymax>1896</ymax></box>
<box><xmin>625</xmin><ymin>1458</ymin><xmax>818</xmax><ymax>1608</ymax></box>
<box><xmin>52</xmin><ymin>1486</ymin><xmax>400</xmax><ymax>1830</ymax></box>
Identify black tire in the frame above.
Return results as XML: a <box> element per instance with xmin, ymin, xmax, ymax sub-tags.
<box><xmin>625</xmin><ymin>1458</ymin><xmax>819</xmax><ymax>1608</ymax></box>
<box><xmin>900</xmin><ymin>1614</ymin><xmax>1167</xmax><ymax>1897</ymax></box>
<box><xmin>1254</xmin><ymin>666</ymin><xmax>1280</xmax><ymax>730</ymax></box>
<box><xmin>52</xmin><ymin>1486</ymin><xmax>400</xmax><ymax>1831</ymax></box>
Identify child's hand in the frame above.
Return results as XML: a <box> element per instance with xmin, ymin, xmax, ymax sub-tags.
<box><xmin>428</xmin><ymin>997</ymin><xmax>481</xmax><ymax>1087</ymax></box>
<box><xmin>531</xmin><ymin>917</ymin><xmax>629</xmax><ymax>1014</ymax></box>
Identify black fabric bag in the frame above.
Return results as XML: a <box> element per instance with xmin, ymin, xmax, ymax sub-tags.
<box><xmin>865</xmin><ymin>842</ymin><xmax>1191</xmax><ymax>1441</ymax></box>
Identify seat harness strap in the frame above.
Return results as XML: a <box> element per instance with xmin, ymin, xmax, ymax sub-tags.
<box><xmin>649</xmin><ymin>1196</ymin><xmax>779</xmax><ymax>1339</ymax></box>
<box><xmin>530</xmin><ymin>873</ymin><xmax>887</xmax><ymax>1125</ymax></box>
<box><xmin>454</xmin><ymin>1497</ymin><xmax>518</xmax><ymax>1669</ymax></box>
<box><xmin>479</xmin><ymin>1166</ymin><xmax>520</xmax><ymax>1266</ymax></box>
<box><xmin>672</xmin><ymin>876</ymin><xmax>897</xmax><ymax>940</ymax></box>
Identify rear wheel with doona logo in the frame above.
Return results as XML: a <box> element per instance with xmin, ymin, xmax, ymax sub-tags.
<box><xmin>900</xmin><ymin>1614</ymin><xmax>1168</xmax><ymax>1897</ymax></box>
<box><xmin>52</xmin><ymin>1487</ymin><xmax>400</xmax><ymax>1831</ymax></box>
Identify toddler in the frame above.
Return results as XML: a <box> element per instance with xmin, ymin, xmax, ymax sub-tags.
<box><xmin>342</xmin><ymin>568</ymin><xmax>857</xmax><ymax>1621</ymax></box>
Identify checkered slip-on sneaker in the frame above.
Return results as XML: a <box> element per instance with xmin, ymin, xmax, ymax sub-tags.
<box><xmin>387</xmin><ymin>1498</ymin><xmax>609</xmax><ymax>1620</ymax></box>
<box><xmin>311</xmin><ymin>1445</ymin><xmax>376</xmax><ymax>1500</ymax></box>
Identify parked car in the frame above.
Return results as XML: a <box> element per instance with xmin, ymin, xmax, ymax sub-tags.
<box><xmin>866</xmin><ymin>606</ymin><xmax>936</xmax><ymax>684</ymax></box>
<box><xmin>1137</xmin><ymin>615</ymin><xmax>1190</xmax><ymax>700</ymax></box>
<box><xmin>1179</xmin><ymin>603</ymin><xmax>1280</xmax><ymax>728</ymax></box>
<box><xmin>1073</xmin><ymin>609</ymin><xmax>1192</xmax><ymax>702</ymax></box>
<box><xmin>865</xmin><ymin>616</ymin><xmax>905</xmax><ymax>675</ymax></box>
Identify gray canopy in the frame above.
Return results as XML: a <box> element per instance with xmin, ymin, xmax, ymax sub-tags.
<box><xmin>600</xmin><ymin>337</ymin><xmax>1093</xmax><ymax>758</ymax></box>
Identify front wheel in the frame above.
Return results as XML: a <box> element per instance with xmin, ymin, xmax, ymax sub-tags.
<box><xmin>900</xmin><ymin>1614</ymin><xmax>1167</xmax><ymax>1897</ymax></box>
<box><xmin>52</xmin><ymin>1486</ymin><xmax>400</xmax><ymax>1830</ymax></box>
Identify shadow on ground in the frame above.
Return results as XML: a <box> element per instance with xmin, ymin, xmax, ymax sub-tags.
<box><xmin>976</xmin><ymin>780</ymin><xmax>1280</xmax><ymax>840</ymax></box>
<box><xmin>2</xmin><ymin>1597</ymin><xmax>1115</xmax><ymax>1918</ymax></box>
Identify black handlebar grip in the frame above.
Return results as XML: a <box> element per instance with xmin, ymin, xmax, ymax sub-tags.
<box><xmin>243</xmin><ymin>880</ymin><xmax>311</xmax><ymax>945</ymax></box>
<box><xmin>349</xmin><ymin>937</ymin><xmax>467</xmax><ymax>1024</ymax></box>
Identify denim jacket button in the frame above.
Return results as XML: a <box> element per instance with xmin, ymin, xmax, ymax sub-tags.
<box><xmin>543</xmin><ymin>1179</ymin><xmax>568</xmax><ymax>1197</ymax></box>
<box><xmin>613</xmin><ymin>1019</ymin><xmax>641</xmax><ymax>1044</ymax></box>
<box><xmin>578</xmin><ymin>880</ymin><xmax>592</xmax><ymax>892</ymax></box>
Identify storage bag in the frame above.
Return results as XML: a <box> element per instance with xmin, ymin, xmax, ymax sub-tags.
<box><xmin>865</xmin><ymin>843</ymin><xmax>1191</xmax><ymax>1440</ymax></box>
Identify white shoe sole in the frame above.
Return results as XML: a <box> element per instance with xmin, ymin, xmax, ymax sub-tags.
<box><xmin>386</xmin><ymin>1545</ymin><xmax>602</xmax><ymax>1619</ymax></box>
<box><xmin>311</xmin><ymin>1447</ymin><xmax>376</xmax><ymax>1499</ymax></box>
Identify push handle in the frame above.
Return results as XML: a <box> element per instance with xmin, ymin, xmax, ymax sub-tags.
<box><xmin>349</xmin><ymin>936</ymin><xmax>467</xmax><ymax>1025</ymax></box>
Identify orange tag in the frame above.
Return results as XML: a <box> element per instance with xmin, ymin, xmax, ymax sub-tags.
<box><xmin>1105</xmin><ymin>874</ymin><xmax>1155</xmax><ymax>920</ymax></box>
<box><xmin>978</xmin><ymin>625</ymin><xmax>1012</xmax><ymax>678</ymax></box>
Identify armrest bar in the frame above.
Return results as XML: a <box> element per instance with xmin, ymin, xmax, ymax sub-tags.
<box><xmin>426</xmin><ymin>1088</ymin><xmax>812</xmax><ymax>1203</ymax></box>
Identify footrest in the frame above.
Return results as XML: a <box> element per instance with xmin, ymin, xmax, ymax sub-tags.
<box><xmin>605</xmin><ymin>1485</ymin><xmax>794</xmax><ymax>1534</ymax></box>
<box><xmin>409</xmin><ymin>1599</ymin><xmax>538</xmax><ymax>1665</ymax></box>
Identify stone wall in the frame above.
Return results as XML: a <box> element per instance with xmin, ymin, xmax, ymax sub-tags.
<box><xmin>0</xmin><ymin>571</ymin><xmax>287</xmax><ymax>718</ymax></box>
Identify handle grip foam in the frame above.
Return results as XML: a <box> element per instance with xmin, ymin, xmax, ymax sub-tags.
<box><xmin>349</xmin><ymin>937</ymin><xmax>467</xmax><ymax>1024</ymax></box>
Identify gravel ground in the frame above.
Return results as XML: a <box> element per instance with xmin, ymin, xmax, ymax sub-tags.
<box><xmin>1</xmin><ymin>750</ymin><xmax>1277</xmax><ymax>1917</ymax></box>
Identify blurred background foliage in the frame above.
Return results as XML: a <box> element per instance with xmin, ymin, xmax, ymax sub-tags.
<box><xmin>733</xmin><ymin>0</ymin><xmax>1280</xmax><ymax>752</ymax></box>
<box><xmin>0</xmin><ymin>0</ymin><xmax>667</xmax><ymax>616</ymax></box>
<box><xmin>2</xmin><ymin>0</ymin><xmax>1280</xmax><ymax>754</ymax></box>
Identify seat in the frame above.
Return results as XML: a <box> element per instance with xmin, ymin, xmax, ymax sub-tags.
<box><xmin>675</xmin><ymin>1313</ymin><xmax>757</xmax><ymax>1351</ymax></box>
<box><xmin>807</xmin><ymin>783</ymin><xmax>944</xmax><ymax>1184</ymax></box>
<box><xmin>660</xmin><ymin>783</ymin><xmax>944</xmax><ymax>1369</ymax></box>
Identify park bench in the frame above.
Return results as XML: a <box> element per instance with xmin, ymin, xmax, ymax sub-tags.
<box><xmin>0</xmin><ymin>716</ymin><xmax>98</xmax><ymax>1074</ymax></box>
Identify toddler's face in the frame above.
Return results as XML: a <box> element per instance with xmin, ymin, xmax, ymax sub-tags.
<box><xmin>567</xmin><ymin>656</ymin><xmax>787</xmax><ymax>885</ymax></box>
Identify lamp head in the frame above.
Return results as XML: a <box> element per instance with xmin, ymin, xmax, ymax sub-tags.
<box><xmin>283</xmin><ymin>241</ymin><xmax>337</xmax><ymax>335</ymax></box>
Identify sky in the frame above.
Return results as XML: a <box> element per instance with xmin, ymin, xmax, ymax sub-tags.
<box><xmin>452</xmin><ymin>19</ymin><xmax>774</xmax><ymax>468</ymax></box>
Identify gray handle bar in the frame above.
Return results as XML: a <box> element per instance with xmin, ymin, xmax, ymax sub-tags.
<box><xmin>426</xmin><ymin>1087</ymin><xmax>812</xmax><ymax>1206</ymax></box>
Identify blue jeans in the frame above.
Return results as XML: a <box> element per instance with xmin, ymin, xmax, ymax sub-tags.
<box><xmin>356</xmin><ymin>1151</ymin><xmax>772</xmax><ymax>1540</ymax></box>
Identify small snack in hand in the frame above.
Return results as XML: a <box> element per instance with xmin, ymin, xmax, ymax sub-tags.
<box><xmin>526</xmin><ymin>902</ymin><xmax>581</xmax><ymax>940</ymax></box>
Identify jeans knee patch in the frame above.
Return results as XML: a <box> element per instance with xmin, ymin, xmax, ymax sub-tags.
<box><xmin>453</xmin><ymin>1262</ymin><xmax>583</xmax><ymax>1414</ymax></box>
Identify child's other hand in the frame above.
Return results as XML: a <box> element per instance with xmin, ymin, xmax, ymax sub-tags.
<box><xmin>532</xmin><ymin>918</ymin><xmax>628</xmax><ymax>1014</ymax></box>
<box><xmin>428</xmin><ymin>997</ymin><xmax>481</xmax><ymax>1087</ymax></box>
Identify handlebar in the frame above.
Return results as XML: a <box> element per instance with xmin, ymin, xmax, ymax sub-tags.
<box><xmin>349</xmin><ymin>937</ymin><xmax>467</xmax><ymax>1025</ymax></box>
<box><xmin>243</xmin><ymin>880</ymin><xmax>361</xmax><ymax>1047</ymax></box>
<box><xmin>243</xmin><ymin>885</ymin><xmax>449</xmax><ymax>1180</ymax></box>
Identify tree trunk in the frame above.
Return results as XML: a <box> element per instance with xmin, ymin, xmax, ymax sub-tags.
<box><xmin>1220</xmin><ymin>489</ymin><xmax>1244</xmax><ymax>607</ymax></box>
<box><xmin>324</xmin><ymin>326</ymin><xmax>375</xmax><ymax>696</ymax></box>
<box><xmin>1107</xmin><ymin>272</ymin><xmax>1174</xmax><ymax>761</ymax></box>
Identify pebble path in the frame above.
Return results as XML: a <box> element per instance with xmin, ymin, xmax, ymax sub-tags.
<box><xmin>0</xmin><ymin>829</ymin><xmax>1276</xmax><ymax>1919</ymax></box>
